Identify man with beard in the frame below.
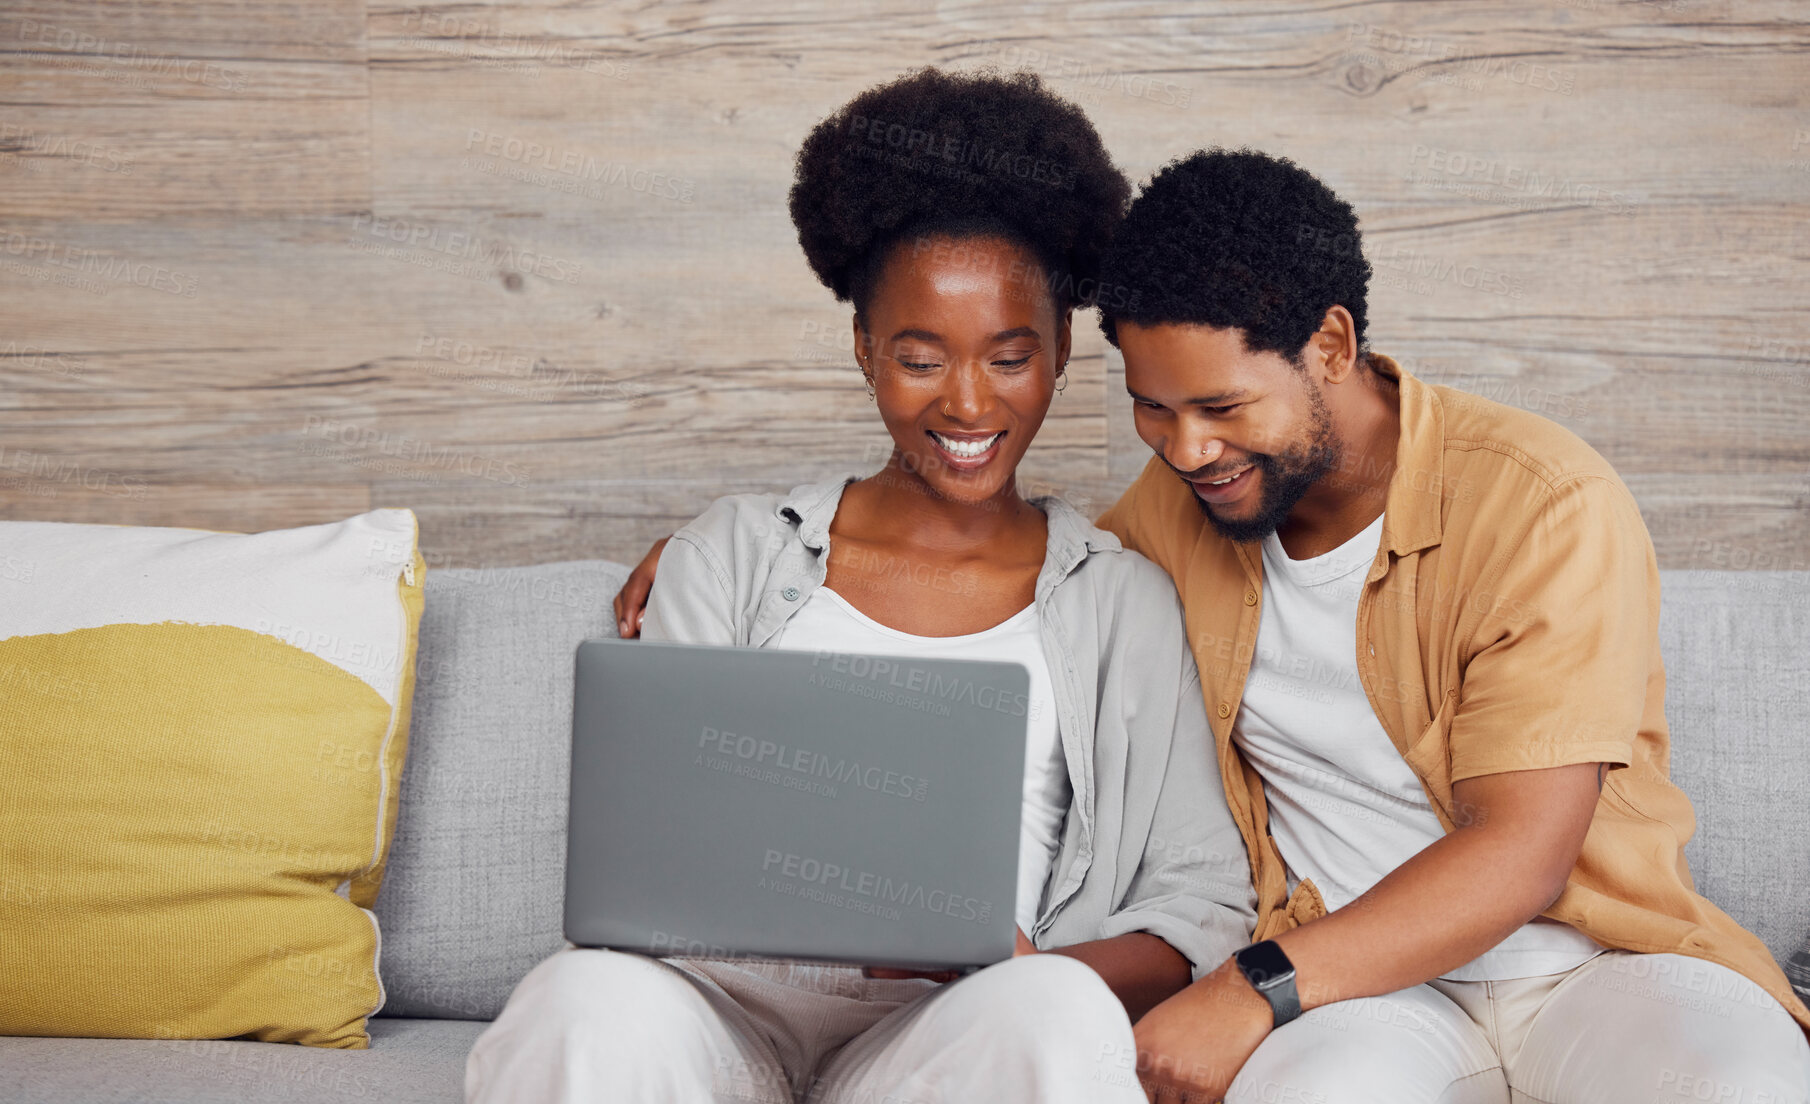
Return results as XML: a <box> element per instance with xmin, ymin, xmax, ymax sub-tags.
<box><xmin>1104</xmin><ymin>149</ymin><xmax>1810</xmax><ymax>1102</ymax></box>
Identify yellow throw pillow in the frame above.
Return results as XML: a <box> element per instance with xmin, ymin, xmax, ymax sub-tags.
<box><xmin>0</xmin><ymin>509</ymin><xmax>426</xmax><ymax>1049</ymax></box>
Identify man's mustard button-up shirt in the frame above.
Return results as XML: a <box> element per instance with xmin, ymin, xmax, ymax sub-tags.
<box><xmin>1098</xmin><ymin>354</ymin><xmax>1810</xmax><ymax>1037</ymax></box>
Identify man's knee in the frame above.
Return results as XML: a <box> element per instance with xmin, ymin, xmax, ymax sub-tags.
<box><xmin>1556</xmin><ymin>953</ymin><xmax>1810</xmax><ymax>1102</ymax></box>
<box><xmin>1230</xmin><ymin>1051</ymin><xmax>1501</xmax><ymax>1104</ymax></box>
<box><xmin>1229</xmin><ymin>1032</ymin><xmax>1419</xmax><ymax>1102</ymax></box>
<box><xmin>1228</xmin><ymin>991</ymin><xmax>1502</xmax><ymax>1104</ymax></box>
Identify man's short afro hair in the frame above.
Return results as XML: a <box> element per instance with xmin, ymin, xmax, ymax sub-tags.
<box><xmin>1098</xmin><ymin>148</ymin><xmax>1372</xmax><ymax>359</ymax></box>
<box><xmin>788</xmin><ymin>67</ymin><xmax>1129</xmax><ymax>321</ymax></box>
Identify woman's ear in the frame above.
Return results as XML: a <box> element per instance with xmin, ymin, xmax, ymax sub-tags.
<box><xmin>1056</xmin><ymin>306</ymin><xmax>1074</xmax><ymax>374</ymax></box>
<box><xmin>851</xmin><ymin>314</ymin><xmax>873</xmax><ymax>375</ymax></box>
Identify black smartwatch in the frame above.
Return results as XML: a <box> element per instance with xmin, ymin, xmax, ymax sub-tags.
<box><xmin>1232</xmin><ymin>940</ymin><xmax>1302</xmax><ymax>1029</ymax></box>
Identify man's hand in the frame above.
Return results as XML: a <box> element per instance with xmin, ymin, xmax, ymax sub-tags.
<box><xmin>612</xmin><ymin>536</ymin><xmax>668</xmax><ymax>638</ymax></box>
<box><xmin>1133</xmin><ymin>957</ymin><xmax>1272</xmax><ymax>1103</ymax></box>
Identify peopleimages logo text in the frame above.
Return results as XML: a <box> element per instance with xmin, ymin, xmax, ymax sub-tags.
<box><xmin>699</xmin><ymin>726</ymin><xmax>927</xmax><ymax>801</ymax></box>
<box><xmin>761</xmin><ymin>849</ymin><xmax>993</xmax><ymax>923</ymax></box>
<box><xmin>809</xmin><ymin>651</ymin><xmax>1029</xmax><ymax>717</ymax></box>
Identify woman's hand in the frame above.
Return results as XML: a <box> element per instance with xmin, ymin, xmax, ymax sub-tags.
<box><xmin>861</xmin><ymin>927</ymin><xmax>1033</xmax><ymax>983</ymax></box>
<box><xmin>613</xmin><ymin>536</ymin><xmax>669</xmax><ymax>638</ymax></box>
<box><xmin>861</xmin><ymin>965</ymin><xmax>962</xmax><ymax>983</ymax></box>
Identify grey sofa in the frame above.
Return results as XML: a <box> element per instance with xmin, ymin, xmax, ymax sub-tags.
<box><xmin>5</xmin><ymin>562</ymin><xmax>1808</xmax><ymax>1102</ymax></box>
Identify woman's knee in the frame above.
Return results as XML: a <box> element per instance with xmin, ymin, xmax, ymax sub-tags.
<box><xmin>947</xmin><ymin>954</ymin><xmax>1133</xmax><ymax>1042</ymax></box>
<box><xmin>469</xmin><ymin>951</ymin><xmax>743</xmax><ymax>1103</ymax></box>
<box><xmin>500</xmin><ymin>948</ymin><xmax>704</xmax><ymax>1032</ymax></box>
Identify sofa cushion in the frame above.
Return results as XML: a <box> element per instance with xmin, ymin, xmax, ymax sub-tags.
<box><xmin>0</xmin><ymin>1016</ymin><xmax>483</xmax><ymax>1103</ymax></box>
<box><xmin>373</xmin><ymin>561</ymin><xmax>626</xmax><ymax>1020</ymax></box>
<box><xmin>1660</xmin><ymin>570</ymin><xmax>1810</xmax><ymax>966</ymax></box>
<box><xmin>0</xmin><ymin>511</ymin><xmax>426</xmax><ymax>1049</ymax></box>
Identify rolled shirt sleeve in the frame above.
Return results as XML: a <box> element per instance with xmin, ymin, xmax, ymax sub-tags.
<box><xmin>1095</xmin><ymin>597</ymin><xmax>1257</xmax><ymax>982</ymax></box>
<box><xmin>1446</xmin><ymin>475</ymin><xmax>1651</xmax><ymax>781</ymax></box>
<box><xmin>640</xmin><ymin>531</ymin><xmax>738</xmax><ymax>647</ymax></box>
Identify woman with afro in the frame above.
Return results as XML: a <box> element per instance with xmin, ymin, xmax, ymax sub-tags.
<box><xmin>468</xmin><ymin>68</ymin><xmax>1255</xmax><ymax>1104</ymax></box>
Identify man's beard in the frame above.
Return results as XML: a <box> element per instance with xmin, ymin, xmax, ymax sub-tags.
<box><xmin>1195</xmin><ymin>383</ymin><xmax>1341</xmax><ymax>544</ymax></box>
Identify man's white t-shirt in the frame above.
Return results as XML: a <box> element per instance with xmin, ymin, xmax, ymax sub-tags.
<box><xmin>1233</xmin><ymin>512</ymin><xmax>1604</xmax><ymax>981</ymax></box>
<box><xmin>769</xmin><ymin>586</ymin><xmax>1067</xmax><ymax>934</ymax></box>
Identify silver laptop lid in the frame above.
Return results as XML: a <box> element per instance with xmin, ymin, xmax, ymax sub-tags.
<box><xmin>565</xmin><ymin>638</ymin><xmax>1029</xmax><ymax>971</ymax></box>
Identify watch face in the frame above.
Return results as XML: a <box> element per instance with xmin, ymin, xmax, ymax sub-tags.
<box><xmin>1237</xmin><ymin>941</ymin><xmax>1293</xmax><ymax>987</ymax></box>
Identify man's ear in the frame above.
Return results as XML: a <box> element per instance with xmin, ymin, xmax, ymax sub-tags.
<box><xmin>1311</xmin><ymin>306</ymin><xmax>1361</xmax><ymax>385</ymax></box>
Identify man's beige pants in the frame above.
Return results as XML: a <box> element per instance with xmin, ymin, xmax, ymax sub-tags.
<box><xmin>1227</xmin><ymin>950</ymin><xmax>1810</xmax><ymax>1103</ymax></box>
<box><xmin>465</xmin><ymin>947</ymin><xmax>1150</xmax><ymax>1103</ymax></box>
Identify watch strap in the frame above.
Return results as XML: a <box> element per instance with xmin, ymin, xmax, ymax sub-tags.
<box><xmin>1234</xmin><ymin>941</ymin><xmax>1303</xmax><ymax>1029</ymax></box>
<box><xmin>1261</xmin><ymin>968</ymin><xmax>1301</xmax><ymax>1028</ymax></box>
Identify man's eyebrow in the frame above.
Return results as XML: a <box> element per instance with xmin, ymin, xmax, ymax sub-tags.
<box><xmin>1125</xmin><ymin>385</ymin><xmax>1251</xmax><ymax>406</ymax></box>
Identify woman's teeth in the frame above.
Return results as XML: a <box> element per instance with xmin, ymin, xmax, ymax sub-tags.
<box><xmin>930</xmin><ymin>432</ymin><xmax>1001</xmax><ymax>458</ymax></box>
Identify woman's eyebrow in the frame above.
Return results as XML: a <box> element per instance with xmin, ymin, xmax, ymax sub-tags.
<box><xmin>885</xmin><ymin>325</ymin><xmax>1041</xmax><ymax>343</ymax></box>
<box><xmin>887</xmin><ymin>327</ymin><xmax>944</xmax><ymax>343</ymax></box>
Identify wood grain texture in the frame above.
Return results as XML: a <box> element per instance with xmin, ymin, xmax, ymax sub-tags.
<box><xmin>2</xmin><ymin>0</ymin><xmax>1806</xmax><ymax>569</ymax></box>
<box><xmin>0</xmin><ymin>3</ymin><xmax>371</xmax><ymax>217</ymax></box>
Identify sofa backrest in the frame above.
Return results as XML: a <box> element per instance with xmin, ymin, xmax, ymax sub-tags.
<box><xmin>1657</xmin><ymin>571</ymin><xmax>1810</xmax><ymax>964</ymax></box>
<box><xmin>372</xmin><ymin>563</ymin><xmax>1810</xmax><ymax>1020</ymax></box>
<box><xmin>373</xmin><ymin>561</ymin><xmax>624</xmax><ymax>1019</ymax></box>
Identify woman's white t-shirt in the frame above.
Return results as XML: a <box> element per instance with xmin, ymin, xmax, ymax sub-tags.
<box><xmin>768</xmin><ymin>586</ymin><xmax>1066</xmax><ymax>933</ymax></box>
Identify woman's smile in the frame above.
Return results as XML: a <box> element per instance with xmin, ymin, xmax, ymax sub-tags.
<box><xmin>927</xmin><ymin>429</ymin><xmax>1005</xmax><ymax>468</ymax></box>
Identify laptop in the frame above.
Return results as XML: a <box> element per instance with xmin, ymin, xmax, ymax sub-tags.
<box><xmin>564</xmin><ymin>638</ymin><xmax>1030</xmax><ymax>972</ymax></box>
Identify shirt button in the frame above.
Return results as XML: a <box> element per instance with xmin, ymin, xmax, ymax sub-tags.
<box><xmin>781</xmin><ymin>586</ymin><xmax>801</xmax><ymax>601</ymax></box>
<box><xmin>1244</xmin><ymin>590</ymin><xmax>1257</xmax><ymax>606</ymax></box>
<box><xmin>1217</xmin><ymin>702</ymin><xmax>1232</xmax><ymax>719</ymax></box>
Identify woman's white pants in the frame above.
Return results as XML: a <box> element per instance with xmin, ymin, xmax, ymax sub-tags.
<box><xmin>466</xmin><ymin>947</ymin><xmax>1149</xmax><ymax>1103</ymax></box>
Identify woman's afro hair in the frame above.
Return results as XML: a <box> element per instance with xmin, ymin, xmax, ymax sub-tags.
<box><xmin>1099</xmin><ymin>148</ymin><xmax>1372</xmax><ymax>359</ymax></box>
<box><xmin>788</xmin><ymin>67</ymin><xmax>1129</xmax><ymax>320</ymax></box>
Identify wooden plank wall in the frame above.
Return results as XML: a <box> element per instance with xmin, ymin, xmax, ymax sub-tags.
<box><xmin>2</xmin><ymin>1</ymin><xmax>1806</xmax><ymax>571</ymax></box>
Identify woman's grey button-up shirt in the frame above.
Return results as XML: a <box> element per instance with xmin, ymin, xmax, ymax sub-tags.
<box><xmin>641</xmin><ymin>475</ymin><xmax>1256</xmax><ymax>982</ymax></box>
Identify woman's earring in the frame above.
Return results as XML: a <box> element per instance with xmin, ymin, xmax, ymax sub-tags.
<box><xmin>862</xmin><ymin>368</ymin><xmax>876</xmax><ymax>402</ymax></box>
<box><xmin>1055</xmin><ymin>365</ymin><xmax>1068</xmax><ymax>394</ymax></box>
